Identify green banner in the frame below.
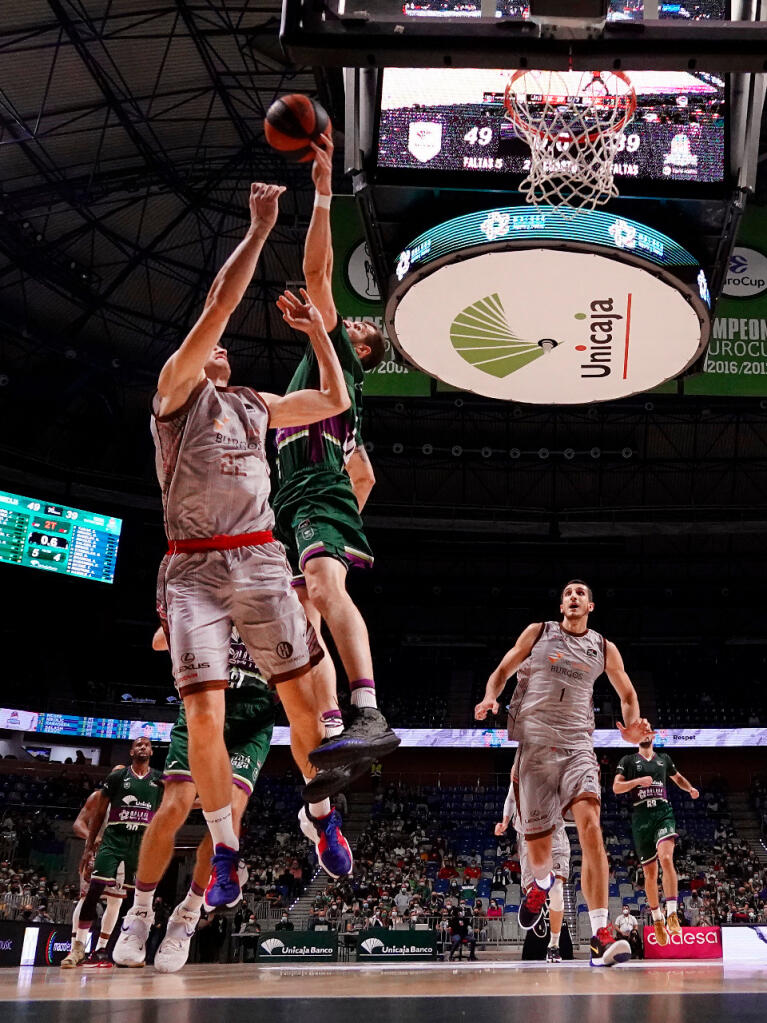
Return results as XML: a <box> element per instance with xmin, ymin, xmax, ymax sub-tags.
<box><xmin>356</xmin><ymin>927</ymin><xmax>437</xmax><ymax>960</ymax></box>
<box><xmin>331</xmin><ymin>196</ymin><xmax>431</xmax><ymax>396</ymax></box>
<box><xmin>685</xmin><ymin>204</ymin><xmax>767</xmax><ymax>396</ymax></box>
<box><xmin>256</xmin><ymin>930</ymin><xmax>338</xmax><ymax>961</ymax></box>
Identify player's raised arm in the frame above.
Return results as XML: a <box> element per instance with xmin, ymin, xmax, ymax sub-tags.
<box><xmin>302</xmin><ymin>133</ymin><xmax>337</xmax><ymax>331</ymax></box>
<box><xmin>474</xmin><ymin>623</ymin><xmax>542</xmax><ymax>720</ymax></box>
<box><xmin>260</xmin><ymin>289</ymin><xmax>350</xmax><ymax>428</ymax></box>
<box><xmin>346</xmin><ymin>445</ymin><xmax>376</xmax><ymax>511</ymax></box>
<box><xmin>156</xmin><ymin>182</ymin><xmax>285</xmax><ymax>417</ymax></box>
<box><xmin>605</xmin><ymin>640</ymin><xmax>651</xmax><ymax>743</ymax></box>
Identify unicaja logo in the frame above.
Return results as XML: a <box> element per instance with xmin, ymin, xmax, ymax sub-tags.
<box><xmin>361</xmin><ymin>938</ymin><xmax>385</xmax><ymax>953</ymax></box>
<box><xmin>260</xmin><ymin>938</ymin><xmax>285</xmax><ymax>955</ymax></box>
<box><xmin>575</xmin><ymin>299</ymin><xmax>623</xmax><ymax>379</ymax></box>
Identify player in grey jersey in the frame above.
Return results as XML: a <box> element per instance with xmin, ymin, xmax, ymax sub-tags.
<box><xmin>148</xmin><ymin>182</ymin><xmax>353</xmax><ymax>917</ymax></box>
<box><xmin>475</xmin><ymin>579</ymin><xmax>650</xmax><ymax>967</ymax></box>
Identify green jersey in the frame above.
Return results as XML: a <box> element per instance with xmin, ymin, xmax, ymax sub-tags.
<box><xmin>615</xmin><ymin>750</ymin><xmax>678</xmax><ymax>810</ymax></box>
<box><xmin>274</xmin><ymin>317</ymin><xmax>364</xmax><ymax>493</ymax></box>
<box><xmin>101</xmin><ymin>765</ymin><xmax>163</xmax><ymax>835</ymax></box>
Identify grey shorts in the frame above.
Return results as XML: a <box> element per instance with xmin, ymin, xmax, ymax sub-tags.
<box><xmin>515</xmin><ymin>743</ymin><xmax>600</xmax><ymax>837</ymax></box>
<box><xmin>518</xmin><ymin>820</ymin><xmax>571</xmax><ymax>891</ymax></box>
<box><xmin>164</xmin><ymin>542</ymin><xmax>321</xmax><ymax>693</ymax></box>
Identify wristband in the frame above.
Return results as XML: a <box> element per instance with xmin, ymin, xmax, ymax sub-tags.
<box><xmin>314</xmin><ymin>193</ymin><xmax>332</xmax><ymax>209</ymax></box>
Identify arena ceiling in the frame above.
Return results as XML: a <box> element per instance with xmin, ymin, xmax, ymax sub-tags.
<box><xmin>0</xmin><ymin>0</ymin><xmax>766</xmax><ymax>549</ymax></box>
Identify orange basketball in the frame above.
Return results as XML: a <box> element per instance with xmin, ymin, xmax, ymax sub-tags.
<box><xmin>264</xmin><ymin>94</ymin><xmax>331</xmax><ymax>163</ymax></box>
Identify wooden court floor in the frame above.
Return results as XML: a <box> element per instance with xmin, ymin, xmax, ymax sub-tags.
<box><xmin>2</xmin><ymin>961</ymin><xmax>767</xmax><ymax>1023</ymax></box>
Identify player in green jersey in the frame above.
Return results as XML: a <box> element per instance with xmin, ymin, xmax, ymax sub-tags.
<box><xmin>61</xmin><ymin>737</ymin><xmax>163</xmax><ymax>968</ymax></box>
<box><xmin>272</xmin><ymin>131</ymin><xmax>399</xmax><ymax>806</ymax></box>
<box><xmin>614</xmin><ymin>730</ymin><xmax>699</xmax><ymax>945</ymax></box>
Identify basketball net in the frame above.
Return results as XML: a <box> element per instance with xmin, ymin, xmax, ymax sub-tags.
<box><xmin>504</xmin><ymin>70</ymin><xmax>637</xmax><ymax>212</ymax></box>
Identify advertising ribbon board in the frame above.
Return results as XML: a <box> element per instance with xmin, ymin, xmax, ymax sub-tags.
<box><xmin>330</xmin><ymin>196</ymin><xmax>430</xmax><ymax>396</ymax></box>
<box><xmin>685</xmin><ymin>204</ymin><xmax>767</xmax><ymax>395</ymax></box>
<box><xmin>643</xmin><ymin>925</ymin><xmax>722</xmax><ymax>960</ymax></box>
<box><xmin>256</xmin><ymin>930</ymin><xmax>338</xmax><ymax>962</ymax></box>
<box><xmin>356</xmin><ymin>927</ymin><xmax>437</xmax><ymax>960</ymax></box>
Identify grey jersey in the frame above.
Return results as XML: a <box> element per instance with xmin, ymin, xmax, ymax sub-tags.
<box><xmin>151</xmin><ymin>380</ymin><xmax>273</xmax><ymax>540</ymax></box>
<box><xmin>507</xmin><ymin>620</ymin><xmax>606</xmax><ymax>750</ymax></box>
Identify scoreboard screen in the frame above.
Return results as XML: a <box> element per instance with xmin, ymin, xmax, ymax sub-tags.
<box><xmin>1</xmin><ymin>707</ymin><xmax>172</xmax><ymax>742</ymax></box>
<box><xmin>375</xmin><ymin>68</ymin><xmax>727</xmax><ymax>195</ymax></box>
<box><xmin>0</xmin><ymin>489</ymin><xmax>122</xmax><ymax>584</ymax></box>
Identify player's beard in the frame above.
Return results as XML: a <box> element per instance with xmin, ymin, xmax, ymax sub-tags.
<box><xmin>639</xmin><ymin>740</ymin><xmax>652</xmax><ymax>748</ymax></box>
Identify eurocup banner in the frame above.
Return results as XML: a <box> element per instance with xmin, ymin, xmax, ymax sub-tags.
<box><xmin>256</xmin><ymin>931</ymin><xmax>337</xmax><ymax>962</ymax></box>
<box><xmin>685</xmin><ymin>204</ymin><xmax>767</xmax><ymax>395</ymax></box>
<box><xmin>643</xmin><ymin>926</ymin><xmax>722</xmax><ymax>960</ymax></box>
<box><xmin>330</xmin><ymin>196</ymin><xmax>430</xmax><ymax>396</ymax></box>
<box><xmin>356</xmin><ymin>927</ymin><xmax>437</xmax><ymax>961</ymax></box>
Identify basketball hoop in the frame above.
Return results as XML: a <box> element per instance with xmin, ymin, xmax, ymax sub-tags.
<box><xmin>504</xmin><ymin>70</ymin><xmax>637</xmax><ymax>211</ymax></box>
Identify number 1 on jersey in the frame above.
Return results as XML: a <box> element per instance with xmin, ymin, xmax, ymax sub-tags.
<box><xmin>559</xmin><ymin>687</ymin><xmax>565</xmax><ymax>702</ymax></box>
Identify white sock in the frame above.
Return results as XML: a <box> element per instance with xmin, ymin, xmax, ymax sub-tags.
<box><xmin>99</xmin><ymin>897</ymin><xmax>121</xmax><ymax>943</ymax></box>
<box><xmin>589</xmin><ymin>908</ymin><xmax>609</xmax><ymax>935</ymax></box>
<box><xmin>651</xmin><ymin>905</ymin><xmax>664</xmax><ymax>922</ymax></box>
<box><xmin>549</xmin><ymin>930</ymin><xmax>561</xmax><ymax>947</ymax></box>
<box><xmin>350</xmin><ymin>685</ymin><xmax>377</xmax><ymax>709</ymax></box>
<box><xmin>181</xmin><ymin>889</ymin><xmax>204</xmax><ymax>914</ymax></box>
<box><xmin>76</xmin><ymin>925</ymin><xmax>91</xmax><ymax>946</ymax></box>
<box><xmin>96</xmin><ymin>934</ymin><xmax>109</xmax><ymax>951</ymax></box>
<box><xmin>72</xmin><ymin>897</ymin><xmax>84</xmax><ymax>939</ymax></box>
<box><xmin>203</xmin><ymin>805</ymin><xmax>239</xmax><ymax>850</ymax></box>
<box><xmin>666</xmin><ymin>899</ymin><xmax>678</xmax><ymax>917</ymax></box>
<box><xmin>534</xmin><ymin>872</ymin><xmax>554</xmax><ymax>891</ymax></box>
<box><xmin>303</xmin><ymin>777</ymin><xmax>332</xmax><ymax>820</ymax></box>
<box><xmin>133</xmin><ymin>886</ymin><xmax>155</xmax><ymax>911</ymax></box>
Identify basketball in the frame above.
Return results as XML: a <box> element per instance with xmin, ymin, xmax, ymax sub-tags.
<box><xmin>264</xmin><ymin>94</ymin><xmax>331</xmax><ymax>163</ymax></box>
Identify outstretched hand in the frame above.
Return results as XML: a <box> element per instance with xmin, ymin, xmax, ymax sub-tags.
<box><xmin>616</xmin><ymin>718</ymin><xmax>652</xmax><ymax>744</ymax></box>
<box><xmin>249</xmin><ymin>181</ymin><xmax>286</xmax><ymax>235</ymax></box>
<box><xmin>276</xmin><ymin>288</ymin><xmax>323</xmax><ymax>334</ymax></box>
<box><xmin>311</xmin><ymin>132</ymin><xmax>333</xmax><ymax>195</ymax></box>
<box><xmin>474</xmin><ymin>698</ymin><xmax>500</xmax><ymax>721</ymax></box>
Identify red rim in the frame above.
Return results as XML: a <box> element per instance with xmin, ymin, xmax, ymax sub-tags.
<box><xmin>504</xmin><ymin>70</ymin><xmax>637</xmax><ymax>145</ymax></box>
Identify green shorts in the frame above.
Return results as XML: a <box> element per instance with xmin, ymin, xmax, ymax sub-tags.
<box><xmin>92</xmin><ymin>827</ymin><xmax>142</xmax><ymax>887</ymax></box>
<box><xmin>164</xmin><ymin>690</ymin><xmax>275</xmax><ymax>796</ymax></box>
<box><xmin>631</xmin><ymin>802</ymin><xmax>678</xmax><ymax>864</ymax></box>
<box><xmin>273</xmin><ymin>469</ymin><xmax>373</xmax><ymax>581</ymax></box>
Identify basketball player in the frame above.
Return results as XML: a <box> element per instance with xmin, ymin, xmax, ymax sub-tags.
<box><xmin>613</xmin><ymin>730</ymin><xmax>699</xmax><ymax>945</ymax></box>
<box><xmin>272</xmin><ymin>134</ymin><xmax>398</xmax><ymax>802</ymax></box>
<box><xmin>150</xmin><ymin>182</ymin><xmax>353</xmax><ymax>913</ymax></box>
<box><xmin>475</xmin><ymin>580</ymin><xmax>651</xmax><ymax>967</ymax></box>
<box><xmin>60</xmin><ymin>738</ymin><xmax>162</xmax><ymax>968</ymax></box>
<box><xmin>495</xmin><ymin>766</ymin><xmax>570</xmax><ymax>963</ymax></box>
<box><xmin>68</xmin><ymin>777</ymin><xmax>126</xmax><ymax>967</ymax></box>
<box><xmin>114</xmin><ymin>617</ymin><xmax>275</xmax><ymax>971</ymax></box>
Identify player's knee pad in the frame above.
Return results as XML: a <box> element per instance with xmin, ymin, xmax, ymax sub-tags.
<box><xmin>80</xmin><ymin>881</ymin><xmax>107</xmax><ymax>924</ymax></box>
<box><xmin>549</xmin><ymin>878</ymin><xmax>564</xmax><ymax>912</ymax></box>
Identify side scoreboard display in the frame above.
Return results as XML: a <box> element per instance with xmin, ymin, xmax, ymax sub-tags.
<box><xmin>0</xmin><ymin>489</ymin><xmax>122</xmax><ymax>584</ymax></box>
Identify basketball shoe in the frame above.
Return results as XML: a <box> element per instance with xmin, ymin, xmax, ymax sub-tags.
<box><xmin>299</xmin><ymin>805</ymin><xmax>353</xmax><ymax>878</ymax></box>
<box><xmin>546</xmin><ymin>945</ymin><xmax>562</xmax><ymax>963</ymax></box>
<box><xmin>83</xmin><ymin>948</ymin><xmax>113</xmax><ymax>968</ymax></box>
<box><xmin>154</xmin><ymin>905</ymin><xmax>200</xmax><ymax>974</ymax></box>
<box><xmin>666</xmin><ymin>912</ymin><xmax>681</xmax><ymax>936</ymax></box>
<box><xmin>590</xmin><ymin>926</ymin><xmax>631</xmax><ymax>967</ymax></box>
<box><xmin>203</xmin><ymin>844</ymin><xmax>242</xmax><ymax>912</ymax></box>
<box><xmin>60</xmin><ymin>939</ymin><xmax>86</xmax><ymax>968</ymax></box>
<box><xmin>113</xmin><ymin>906</ymin><xmax>153</xmax><ymax>967</ymax></box>
<box><xmin>518</xmin><ymin>876</ymin><xmax>552</xmax><ymax>930</ymax></box>
<box><xmin>308</xmin><ymin>708</ymin><xmax>400</xmax><ymax>770</ymax></box>
<box><xmin>653</xmin><ymin>918</ymin><xmax>670</xmax><ymax>945</ymax></box>
<box><xmin>302</xmin><ymin>759</ymin><xmax>371</xmax><ymax>803</ymax></box>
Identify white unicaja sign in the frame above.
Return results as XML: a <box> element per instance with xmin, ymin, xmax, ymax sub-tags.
<box><xmin>386</xmin><ymin>208</ymin><xmax>711</xmax><ymax>405</ymax></box>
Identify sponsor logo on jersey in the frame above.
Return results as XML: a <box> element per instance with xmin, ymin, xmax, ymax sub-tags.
<box><xmin>276</xmin><ymin>641</ymin><xmax>294</xmax><ymax>660</ymax></box>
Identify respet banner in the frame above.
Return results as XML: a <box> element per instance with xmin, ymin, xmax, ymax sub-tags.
<box><xmin>685</xmin><ymin>204</ymin><xmax>767</xmax><ymax>395</ymax></box>
<box><xmin>330</xmin><ymin>196</ymin><xmax>430</xmax><ymax>396</ymax></box>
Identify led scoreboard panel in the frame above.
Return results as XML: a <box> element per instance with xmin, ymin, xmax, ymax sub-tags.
<box><xmin>0</xmin><ymin>490</ymin><xmax>122</xmax><ymax>584</ymax></box>
<box><xmin>376</xmin><ymin>68</ymin><xmax>727</xmax><ymax>195</ymax></box>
